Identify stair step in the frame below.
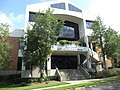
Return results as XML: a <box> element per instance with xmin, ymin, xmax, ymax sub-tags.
<box><xmin>59</xmin><ymin>69</ymin><xmax>87</xmax><ymax>81</ymax></box>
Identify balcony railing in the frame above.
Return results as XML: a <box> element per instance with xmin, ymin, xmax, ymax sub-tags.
<box><xmin>51</xmin><ymin>43</ymin><xmax>88</xmax><ymax>52</ymax></box>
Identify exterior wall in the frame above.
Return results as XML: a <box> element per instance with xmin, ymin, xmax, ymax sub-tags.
<box><xmin>5</xmin><ymin>37</ymin><xmax>20</xmax><ymax>70</ymax></box>
<box><xmin>107</xmin><ymin>58</ymin><xmax>113</xmax><ymax>68</ymax></box>
<box><xmin>94</xmin><ymin>44</ymin><xmax>113</xmax><ymax>68</ymax></box>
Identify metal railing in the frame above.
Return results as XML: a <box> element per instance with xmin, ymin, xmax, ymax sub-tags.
<box><xmin>55</xmin><ymin>67</ymin><xmax>62</xmax><ymax>81</ymax></box>
<box><xmin>80</xmin><ymin>66</ymin><xmax>91</xmax><ymax>78</ymax></box>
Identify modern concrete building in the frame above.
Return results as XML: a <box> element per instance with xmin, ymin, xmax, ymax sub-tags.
<box><xmin>21</xmin><ymin>0</ymin><xmax>104</xmax><ymax>80</ymax></box>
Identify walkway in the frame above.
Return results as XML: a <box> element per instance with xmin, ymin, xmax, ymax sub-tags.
<box><xmin>33</xmin><ymin>77</ymin><xmax>119</xmax><ymax>90</ymax></box>
<box><xmin>80</xmin><ymin>81</ymin><xmax>120</xmax><ymax>90</ymax></box>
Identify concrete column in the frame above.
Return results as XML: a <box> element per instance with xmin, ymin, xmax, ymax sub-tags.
<box><xmin>47</xmin><ymin>55</ymin><xmax>51</xmax><ymax>76</ymax></box>
<box><xmin>84</xmin><ymin>36</ymin><xmax>89</xmax><ymax>47</ymax></box>
<box><xmin>77</xmin><ymin>55</ymin><xmax>80</xmax><ymax>69</ymax></box>
<box><xmin>87</xmin><ymin>52</ymin><xmax>92</xmax><ymax>69</ymax></box>
<box><xmin>90</xmin><ymin>42</ymin><xmax>93</xmax><ymax>50</ymax></box>
<box><xmin>22</xmin><ymin>60</ymin><xmax>25</xmax><ymax>70</ymax></box>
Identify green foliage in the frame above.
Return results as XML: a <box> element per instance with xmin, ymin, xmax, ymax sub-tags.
<box><xmin>23</xmin><ymin>8</ymin><xmax>64</xmax><ymax>78</ymax></box>
<box><xmin>0</xmin><ymin>81</ymin><xmax>68</xmax><ymax>90</ymax></box>
<box><xmin>95</xmin><ymin>68</ymin><xmax>120</xmax><ymax>78</ymax></box>
<box><xmin>104</xmin><ymin>27</ymin><xmax>119</xmax><ymax>57</ymax></box>
<box><xmin>91</xmin><ymin>16</ymin><xmax>120</xmax><ymax>67</ymax></box>
<box><xmin>59</xmin><ymin>40</ymin><xmax>72</xmax><ymax>45</ymax></box>
<box><xmin>0</xmin><ymin>23</ymin><xmax>12</xmax><ymax>69</ymax></box>
<box><xmin>91</xmin><ymin>16</ymin><xmax>106</xmax><ymax>42</ymax></box>
<box><xmin>59</xmin><ymin>40</ymin><xmax>81</xmax><ymax>46</ymax></box>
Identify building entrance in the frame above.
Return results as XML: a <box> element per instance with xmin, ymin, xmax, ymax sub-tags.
<box><xmin>51</xmin><ymin>55</ymin><xmax>77</xmax><ymax>69</ymax></box>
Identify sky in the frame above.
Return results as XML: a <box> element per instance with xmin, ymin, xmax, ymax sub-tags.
<box><xmin>0</xmin><ymin>0</ymin><xmax>120</xmax><ymax>32</ymax></box>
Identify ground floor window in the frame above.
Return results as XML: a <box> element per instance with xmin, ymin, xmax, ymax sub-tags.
<box><xmin>51</xmin><ymin>55</ymin><xmax>77</xmax><ymax>69</ymax></box>
<box><xmin>17</xmin><ymin>57</ymin><xmax>22</xmax><ymax>71</ymax></box>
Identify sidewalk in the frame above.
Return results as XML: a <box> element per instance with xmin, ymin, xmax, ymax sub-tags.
<box><xmin>33</xmin><ymin>77</ymin><xmax>118</xmax><ymax>90</ymax></box>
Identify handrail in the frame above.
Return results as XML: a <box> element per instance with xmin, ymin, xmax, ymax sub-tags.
<box><xmin>80</xmin><ymin>66</ymin><xmax>91</xmax><ymax>78</ymax></box>
<box><xmin>55</xmin><ymin>67</ymin><xmax>62</xmax><ymax>81</ymax></box>
<box><xmin>89</xmin><ymin>48</ymin><xmax>99</xmax><ymax>61</ymax></box>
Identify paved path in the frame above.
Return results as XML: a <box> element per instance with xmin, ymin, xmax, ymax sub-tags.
<box><xmin>33</xmin><ymin>77</ymin><xmax>119</xmax><ymax>90</ymax></box>
<box><xmin>80</xmin><ymin>81</ymin><xmax>120</xmax><ymax>90</ymax></box>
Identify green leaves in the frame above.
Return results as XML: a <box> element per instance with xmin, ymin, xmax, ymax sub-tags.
<box><xmin>0</xmin><ymin>23</ymin><xmax>11</xmax><ymax>69</ymax></box>
<box><xmin>91</xmin><ymin>16</ymin><xmax>120</xmax><ymax>67</ymax></box>
<box><xmin>23</xmin><ymin>9</ymin><xmax>64</xmax><ymax>78</ymax></box>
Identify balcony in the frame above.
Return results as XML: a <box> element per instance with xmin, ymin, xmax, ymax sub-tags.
<box><xmin>51</xmin><ymin>43</ymin><xmax>88</xmax><ymax>52</ymax></box>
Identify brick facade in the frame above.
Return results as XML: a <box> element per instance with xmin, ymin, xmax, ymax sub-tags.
<box><xmin>6</xmin><ymin>37</ymin><xmax>20</xmax><ymax>70</ymax></box>
<box><xmin>95</xmin><ymin>44</ymin><xmax>114</xmax><ymax>68</ymax></box>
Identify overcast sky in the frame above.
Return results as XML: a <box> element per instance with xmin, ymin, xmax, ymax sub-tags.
<box><xmin>0</xmin><ymin>0</ymin><xmax>120</xmax><ymax>32</ymax></box>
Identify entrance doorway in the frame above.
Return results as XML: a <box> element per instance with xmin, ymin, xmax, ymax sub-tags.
<box><xmin>51</xmin><ymin>55</ymin><xmax>77</xmax><ymax>69</ymax></box>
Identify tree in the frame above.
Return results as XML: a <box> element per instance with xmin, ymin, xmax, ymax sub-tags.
<box><xmin>91</xmin><ymin>16</ymin><xmax>120</xmax><ymax>69</ymax></box>
<box><xmin>91</xmin><ymin>16</ymin><xmax>108</xmax><ymax>70</ymax></box>
<box><xmin>0</xmin><ymin>23</ymin><xmax>12</xmax><ymax>69</ymax></box>
<box><xmin>104</xmin><ymin>27</ymin><xmax>119</xmax><ymax>58</ymax></box>
<box><xmin>23</xmin><ymin>9</ymin><xmax>64</xmax><ymax>78</ymax></box>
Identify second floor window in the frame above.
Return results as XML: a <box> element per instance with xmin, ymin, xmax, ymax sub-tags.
<box><xmin>59</xmin><ymin>26</ymin><xmax>75</xmax><ymax>38</ymax></box>
<box><xmin>58</xmin><ymin>21</ymin><xmax>79</xmax><ymax>41</ymax></box>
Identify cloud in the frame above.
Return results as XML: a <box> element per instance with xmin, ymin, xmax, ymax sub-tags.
<box><xmin>9</xmin><ymin>13</ymin><xmax>25</xmax><ymax>29</ymax></box>
<box><xmin>0</xmin><ymin>11</ymin><xmax>13</xmax><ymax>32</ymax></box>
<box><xmin>0</xmin><ymin>11</ymin><xmax>25</xmax><ymax>30</ymax></box>
<box><xmin>0</xmin><ymin>11</ymin><xmax>12</xmax><ymax>25</ymax></box>
<box><xmin>88</xmin><ymin>0</ymin><xmax>120</xmax><ymax>32</ymax></box>
<box><xmin>9</xmin><ymin>13</ymin><xmax>24</xmax><ymax>23</ymax></box>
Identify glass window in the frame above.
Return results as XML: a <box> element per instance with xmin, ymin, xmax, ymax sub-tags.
<box><xmin>86</xmin><ymin>20</ymin><xmax>94</xmax><ymax>29</ymax></box>
<box><xmin>29</xmin><ymin>12</ymin><xmax>36</xmax><ymax>22</ymax></box>
<box><xmin>51</xmin><ymin>3</ymin><xmax>65</xmax><ymax>10</ymax></box>
<box><xmin>68</xmin><ymin>4</ymin><xmax>82</xmax><ymax>12</ymax></box>
<box><xmin>58</xmin><ymin>21</ymin><xmax>79</xmax><ymax>40</ymax></box>
<box><xmin>59</xmin><ymin>26</ymin><xmax>75</xmax><ymax>38</ymax></box>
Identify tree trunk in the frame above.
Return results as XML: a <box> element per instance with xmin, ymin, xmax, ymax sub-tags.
<box><xmin>39</xmin><ymin>61</ymin><xmax>46</xmax><ymax>79</ymax></box>
<box><xmin>30</xmin><ymin>65</ymin><xmax>33</xmax><ymax>77</ymax></box>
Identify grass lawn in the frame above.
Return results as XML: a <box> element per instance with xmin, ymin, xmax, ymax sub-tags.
<box><xmin>0</xmin><ymin>81</ymin><xmax>69</xmax><ymax>90</ymax></box>
<box><xmin>0</xmin><ymin>77</ymin><xmax>120</xmax><ymax>90</ymax></box>
<box><xmin>47</xmin><ymin>77</ymin><xmax>120</xmax><ymax>90</ymax></box>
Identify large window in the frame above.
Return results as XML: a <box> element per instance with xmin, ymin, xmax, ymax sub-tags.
<box><xmin>68</xmin><ymin>4</ymin><xmax>82</xmax><ymax>12</ymax></box>
<box><xmin>86</xmin><ymin>20</ymin><xmax>94</xmax><ymax>29</ymax></box>
<box><xmin>58</xmin><ymin>21</ymin><xmax>79</xmax><ymax>41</ymax></box>
<box><xmin>51</xmin><ymin>3</ymin><xmax>65</xmax><ymax>10</ymax></box>
<box><xmin>59</xmin><ymin>26</ymin><xmax>75</xmax><ymax>38</ymax></box>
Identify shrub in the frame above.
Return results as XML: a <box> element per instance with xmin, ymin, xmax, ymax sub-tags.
<box><xmin>95</xmin><ymin>68</ymin><xmax>120</xmax><ymax>78</ymax></box>
<box><xmin>48</xmin><ymin>76</ymin><xmax>58</xmax><ymax>80</ymax></box>
<box><xmin>59</xmin><ymin>40</ymin><xmax>72</xmax><ymax>45</ymax></box>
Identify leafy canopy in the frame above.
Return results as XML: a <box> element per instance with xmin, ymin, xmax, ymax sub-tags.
<box><xmin>23</xmin><ymin>9</ymin><xmax>64</xmax><ymax>78</ymax></box>
<box><xmin>0</xmin><ymin>23</ymin><xmax>12</xmax><ymax>69</ymax></box>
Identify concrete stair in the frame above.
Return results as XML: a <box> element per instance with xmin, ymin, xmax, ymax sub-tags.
<box><xmin>59</xmin><ymin>69</ymin><xmax>87</xmax><ymax>81</ymax></box>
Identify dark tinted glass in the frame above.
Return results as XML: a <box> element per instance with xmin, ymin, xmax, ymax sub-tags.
<box><xmin>58</xmin><ymin>21</ymin><xmax>79</xmax><ymax>41</ymax></box>
<box><xmin>59</xmin><ymin>26</ymin><xmax>75</xmax><ymax>38</ymax></box>
<box><xmin>86</xmin><ymin>20</ymin><xmax>94</xmax><ymax>29</ymax></box>
<box><xmin>68</xmin><ymin>4</ymin><xmax>82</xmax><ymax>12</ymax></box>
<box><xmin>29</xmin><ymin>12</ymin><xmax>36</xmax><ymax>22</ymax></box>
<box><xmin>51</xmin><ymin>3</ymin><xmax>65</xmax><ymax>10</ymax></box>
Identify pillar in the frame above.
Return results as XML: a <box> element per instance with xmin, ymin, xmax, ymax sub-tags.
<box><xmin>87</xmin><ymin>52</ymin><xmax>92</xmax><ymax>70</ymax></box>
<box><xmin>47</xmin><ymin>55</ymin><xmax>51</xmax><ymax>76</ymax></box>
<box><xmin>77</xmin><ymin>55</ymin><xmax>80</xmax><ymax>69</ymax></box>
